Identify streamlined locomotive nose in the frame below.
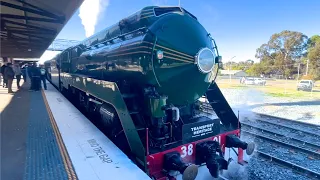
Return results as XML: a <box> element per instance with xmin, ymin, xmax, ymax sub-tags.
<box><xmin>147</xmin><ymin>13</ymin><xmax>218</xmax><ymax>105</ymax></box>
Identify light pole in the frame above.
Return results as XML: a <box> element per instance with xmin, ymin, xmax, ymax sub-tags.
<box><xmin>297</xmin><ymin>63</ymin><xmax>300</xmax><ymax>82</ymax></box>
<box><xmin>306</xmin><ymin>59</ymin><xmax>309</xmax><ymax>76</ymax></box>
<box><xmin>229</xmin><ymin>56</ymin><xmax>236</xmax><ymax>84</ymax></box>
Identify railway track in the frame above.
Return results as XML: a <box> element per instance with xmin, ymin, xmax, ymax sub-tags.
<box><xmin>241</xmin><ymin>123</ymin><xmax>320</xmax><ymax>156</ymax></box>
<box><xmin>242</xmin><ymin>121</ymin><xmax>320</xmax><ymax>179</ymax></box>
<box><xmin>255</xmin><ymin>113</ymin><xmax>320</xmax><ymax>133</ymax></box>
<box><xmin>255</xmin><ymin>150</ymin><xmax>320</xmax><ymax>179</ymax></box>
<box><xmin>199</xmin><ymin>104</ymin><xmax>320</xmax><ymax>179</ymax></box>
<box><xmin>241</xmin><ymin>127</ymin><xmax>320</xmax><ymax>158</ymax></box>
<box><xmin>252</xmin><ymin>113</ymin><xmax>320</xmax><ymax>138</ymax></box>
<box><xmin>241</xmin><ymin>118</ymin><xmax>320</xmax><ymax>147</ymax></box>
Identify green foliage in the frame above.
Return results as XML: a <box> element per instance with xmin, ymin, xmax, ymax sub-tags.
<box><xmin>255</xmin><ymin>30</ymin><xmax>308</xmax><ymax>78</ymax></box>
<box><xmin>223</xmin><ymin>59</ymin><xmax>254</xmax><ymax>71</ymax></box>
<box><xmin>307</xmin><ymin>36</ymin><xmax>320</xmax><ymax>80</ymax></box>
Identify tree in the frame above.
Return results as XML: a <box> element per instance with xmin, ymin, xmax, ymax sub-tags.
<box><xmin>246</xmin><ymin>63</ymin><xmax>265</xmax><ymax>76</ymax></box>
<box><xmin>255</xmin><ymin>30</ymin><xmax>308</xmax><ymax>77</ymax></box>
<box><xmin>222</xmin><ymin>60</ymin><xmax>254</xmax><ymax>71</ymax></box>
<box><xmin>307</xmin><ymin>35</ymin><xmax>320</xmax><ymax>79</ymax></box>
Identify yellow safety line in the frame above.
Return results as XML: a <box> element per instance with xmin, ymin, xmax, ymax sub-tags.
<box><xmin>42</xmin><ymin>90</ymin><xmax>77</xmax><ymax>180</ymax></box>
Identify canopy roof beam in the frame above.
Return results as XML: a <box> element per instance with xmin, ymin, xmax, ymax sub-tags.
<box><xmin>1</xmin><ymin>14</ymin><xmax>64</xmax><ymax>24</ymax></box>
<box><xmin>2</xmin><ymin>19</ymin><xmax>56</xmax><ymax>33</ymax></box>
<box><xmin>1</xmin><ymin>1</ymin><xmax>65</xmax><ymax>22</ymax></box>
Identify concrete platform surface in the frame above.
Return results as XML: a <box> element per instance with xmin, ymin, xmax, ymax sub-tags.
<box><xmin>1</xmin><ymin>79</ymin><xmax>150</xmax><ymax>180</ymax></box>
<box><xmin>44</xmin><ymin>83</ymin><xmax>150</xmax><ymax>180</ymax></box>
<box><xmin>1</xmin><ymin>80</ymin><xmax>72</xmax><ymax>180</ymax></box>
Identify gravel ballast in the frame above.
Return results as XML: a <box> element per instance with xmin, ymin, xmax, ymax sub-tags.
<box><xmin>220</xmin><ymin>88</ymin><xmax>320</xmax><ymax>126</ymax></box>
<box><xmin>219</xmin><ymin>87</ymin><xmax>320</xmax><ymax>179</ymax></box>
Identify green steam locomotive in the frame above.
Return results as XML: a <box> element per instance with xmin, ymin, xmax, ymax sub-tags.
<box><xmin>44</xmin><ymin>6</ymin><xmax>254</xmax><ymax>180</ymax></box>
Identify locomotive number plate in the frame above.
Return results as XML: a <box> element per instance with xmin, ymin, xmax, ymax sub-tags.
<box><xmin>182</xmin><ymin>117</ymin><xmax>220</xmax><ymax>143</ymax></box>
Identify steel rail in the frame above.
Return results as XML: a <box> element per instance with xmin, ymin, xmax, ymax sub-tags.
<box><xmin>251</xmin><ymin>117</ymin><xmax>320</xmax><ymax>138</ymax></box>
<box><xmin>242</xmin><ymin>129</ymin><xmax>320</xmax><ymax>158</ymax></box>
<box><xmin>199</xmin><ymin>103</ymin><xmax>320</xmax><ymax>141</ymax></box>
<box><xmin>255</xmin><ymin>150</ymin><xmax>320</xmax><ymax>179</ymax></box>
<box><xmin>255</xmin><ymin>113</ymin><xmax>320</xmax><ymax>129</ymax></box>
<box><xmin>241</xmin><ymin>123</ymin><xmax>320</xmax><ymax>151</ymax></box>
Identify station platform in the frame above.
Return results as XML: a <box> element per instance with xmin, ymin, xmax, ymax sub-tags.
<box><xmin>0</xmin><ymin>79</ymin><xmax>150</xmax><ymax>180</ymax></box>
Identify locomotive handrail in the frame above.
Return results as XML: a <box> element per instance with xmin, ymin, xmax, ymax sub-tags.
<box><xmin>208</xmin><ymin>34</ymin><xmax>220</xmax><ymax>82</ymax></box>
<box><xmin>150</xmin><ymin>34</ymin><xmax>162</xmax><ymax>87</ymax></box>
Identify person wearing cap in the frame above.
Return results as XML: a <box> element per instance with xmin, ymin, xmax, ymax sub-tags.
<box><xmin>4</xmin><ymin>63</ymin><xmax>15</xmax><ymax>93</ymax></box>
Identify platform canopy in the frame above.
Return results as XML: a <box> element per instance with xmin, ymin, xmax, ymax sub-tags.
<box><xmin>0</xmin><ymin>0</ymin><xmax>84</xmax><ymax>58</ymax></box>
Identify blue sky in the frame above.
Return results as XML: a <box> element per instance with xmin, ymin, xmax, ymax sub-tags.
<box><xmin>41</xmin><ymin>0</ymin><xmax>320</xmax><ymax>63</ymax></box>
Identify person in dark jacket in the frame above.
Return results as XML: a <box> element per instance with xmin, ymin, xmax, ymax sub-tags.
<box><xmin>4</xmin><ymin>63</ymin><xmax>15</xmax><ymax>93</ymax></box>
<box><xmin>27</xmin><ymin>64</ymin><xmax>34</xmax><ymax>90</ymax></box>
<box><xmin>32</xmin><ymin>63</ymin><xmax>41</xmax><ymax>91</ymax></box>
<box><xmin>1</xmin><ymin>63</ymin><xmax>7</xmax><ymax>88</ymax></box>
<box><xmin>39</xmin><ymin>65</ymin><xmax>47</xmax><ymax>90</ymax></box>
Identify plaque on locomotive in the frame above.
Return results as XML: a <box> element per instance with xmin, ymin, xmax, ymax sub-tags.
<box><xmin>182</xmin><ymin>117</ymin><xmax>220</xmax><ymax>143</ymax></box>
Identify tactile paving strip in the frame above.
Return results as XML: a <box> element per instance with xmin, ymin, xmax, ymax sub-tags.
<box><xmin>23</xmin><ymin>91</ymin><xmax>76</xmax><ymax>180</ymax></box>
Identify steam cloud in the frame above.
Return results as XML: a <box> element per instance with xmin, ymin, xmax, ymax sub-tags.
<box><xmin>79</xmin><ymin>0</ymin><xmax>109</xmax><ymax>37</ymax></box>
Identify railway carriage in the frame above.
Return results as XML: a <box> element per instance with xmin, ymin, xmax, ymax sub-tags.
<box><xmin>44</xmin><ymin>6</ymin><xmax>254</xmax><ymax>180</ymax></box>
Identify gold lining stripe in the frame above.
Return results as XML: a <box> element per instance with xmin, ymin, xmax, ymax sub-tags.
<box><xmin>141</xmin><ymin>12</ymin><xmax>154</xmax><ymax>16</ymax></box>
<box><xmin>141</xmin><ymin>41</ymin><xmax>194</xmax><ymax>59</ymax></box>
<box><xmin>95</xmin><ymin>40</ymin><xmax>195</xmax><ymax>63</ymax></box>
<box><xmin>155</xmin><ymin>48</ymin><xmax>194</xmax><ymax>62</ymax></box>
<box><xmin>140</xmin><ymin>15</ymin><xmax>155</xmax><ymax>20</ymax></box>
<box><xmin>108</xmin><ymin>46</ymin><xmax>152</xmax><ymax>55</ymax></box>
<box><xmin>106</xmin><ymin>46</ymin><xmax>193</xmax><ymax>62</ymax></box>
<box><xmin>141</xmin><ymin>9</ymin><xmax>154</xmax><ymax>13</ymax></box>
<box><xmin>107</xmin><ymin>51</ymin><xmax>151</xmax><ymax>58</ymax></box>
<box><xmin>98</xmin><ymin>41</ymin><xmax>194</xmax><ymax>60</ymax></box>
<box><xmin>42</xmin><ymin>90</ymin><xmax>77</xmax><ymax>180</ymax></box>
<box><xmin>156</xmin><ymin>44</ymin><xmax>194</xmax><ymax>59</ymax></box>
<box><xmin>163</xmin><ymin>55</ymin><xmax>193</xmax><ymax>63</ymax></box>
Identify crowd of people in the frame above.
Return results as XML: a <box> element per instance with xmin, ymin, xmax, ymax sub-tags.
<box><xmin>0</xmin><ymin>62</ymin><xmax>47</xmax><ymax>94</ymax></box>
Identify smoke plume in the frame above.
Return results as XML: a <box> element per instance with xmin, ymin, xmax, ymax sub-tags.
<box><xmin>79</xmin><ymin>0</ymin><xmax>109</xmax><ymax>37</ymax></box>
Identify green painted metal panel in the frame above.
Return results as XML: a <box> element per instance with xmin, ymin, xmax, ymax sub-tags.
<box><xmin>61</xmin><ymin>73</ymin><xmax>146</xmax><ymax>165</ymax></box>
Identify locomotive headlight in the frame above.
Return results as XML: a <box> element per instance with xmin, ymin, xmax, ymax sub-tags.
<box><xmin>195</xmin><ymin>48</ymin><xmax>215</xmax><ymax>73</ymax></box>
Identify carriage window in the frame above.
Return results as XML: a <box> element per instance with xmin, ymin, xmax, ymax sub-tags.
<box><xmin>154</xmin><ymin>7</ymin><xmax>182</xmax><ymax>16</ymax></box>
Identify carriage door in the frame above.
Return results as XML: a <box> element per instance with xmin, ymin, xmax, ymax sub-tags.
<box><xmin>60</xmin><ymin>50</ymin><xmax>71</xmax><ymax>89</ymax></box>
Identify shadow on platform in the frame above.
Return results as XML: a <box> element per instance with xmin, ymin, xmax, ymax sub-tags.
<box><xmin>1</xmin><ymin>80</ymin><xmax>30</xmax><ymax>180</ymax></box>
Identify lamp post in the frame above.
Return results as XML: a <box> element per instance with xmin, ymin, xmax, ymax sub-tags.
<box><xmin>229</xmin><ymin>56</ymin><xmax>236</xmax><ymax>84</ymax></box>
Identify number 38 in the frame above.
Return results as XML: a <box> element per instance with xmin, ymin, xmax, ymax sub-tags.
<box><xmin>180</xmin><ymin>144</ymin><xmax>193</xmax><ymax>158</ymax></box>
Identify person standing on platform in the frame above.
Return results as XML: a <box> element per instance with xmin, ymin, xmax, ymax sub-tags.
<box><xmin>39</xmin><ymin>65</ymin><xmax>47</xmax><ymax>90</ymax></box>
<box><xmin>21</xmin><ymin>65</ymin><xmax>27</xmax><ymax>82</ymax></box>
<box><xmin>13</xmin><ymin>64</ymin><xmax>22</xmax><ymax>89</ymax></box>
<box><xmin>28</xmin><ymin>63</ymin><xmax>35</xmax><ymax>91</ymax></box>
<box><xmin>1</xmin><ymin>63</ymin><xmax>7</xmax><ymax>88</ymax></box>
<box><xmin>4</xmin><ymin>63</ymin><xmax>15</xmax><ymax>93</ymax></box>
<box><xmin>32</xmin><ymin>63</ymin><xmax>41</xmax><ymax>91</ymax></box>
